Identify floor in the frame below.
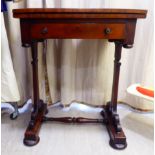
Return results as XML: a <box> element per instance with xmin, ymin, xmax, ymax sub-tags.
<box><xmin>1</xmin><ymin>103</ymin><xmax>154</xmax><ymax>155</ymax></box>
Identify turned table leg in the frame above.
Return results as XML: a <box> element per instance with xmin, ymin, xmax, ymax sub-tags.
<box><xmin>111</xmin><ymin>41</ymin><xmax>122</xmax><ymax>113</ymax></box>
<box><xmin>31</xmin><ymin>40</ymin><xmax>39</xmax><ymax>118</ymax></box>
<box><xmin>23</xmin><ymin>41</ymin><xmax>47</xmax><ymax>146</ymax></box>
<box><xmin>101</xmin><ymin>41</ymin><xmax>127</xmax><ymax>150</ymax></box>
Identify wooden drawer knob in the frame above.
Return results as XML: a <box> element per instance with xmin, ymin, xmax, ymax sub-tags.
<box><xmin>104</xmin><ymin>28</ymin><xmax>112</xmax><ymax>34</ymax></box>
<box><xmin>41</xmin><ymin>27</ymin><xmax>48</xmax><ymax>34</ymax></box>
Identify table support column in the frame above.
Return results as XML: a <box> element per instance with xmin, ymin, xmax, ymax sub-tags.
<box><xmin>23</xmin><ymin>40</ymin><xmax>47</xmax><ymax>146</ymax></box>
<box><xmin>31</xmin><ymin>41</ymin><xmax>39</xmax><ymax>119</ymax></box>
<box><xmin>111</xmin><ymin>41</ymin><xmax>123</xmax><ymax>112</ymax></box>
<box><xmin>101</xmin><ymin>41</ymin><xmax>127</xmax><ymax>150</ymax></box>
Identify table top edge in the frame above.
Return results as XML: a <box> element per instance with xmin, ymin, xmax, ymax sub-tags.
<box><xmin>13</xmin><ymin>8</ymin><xmax>147</xmax><ymax>19</ymax></box>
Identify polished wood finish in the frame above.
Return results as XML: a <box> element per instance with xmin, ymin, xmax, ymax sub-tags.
<box><xmin>13</xmin><ymin>8</ymin><xmax>147</xmax><ymax>46</ymax></box>
<box><xmin>13</xmin><ymin>8</ymin><xmax>147</xmax><ymax>19</ymax></box>
<box><xmin>13</xmin><ymin>8</ymin><xmax>147</xmax><ymax>150</ymax></box>
<box><xmin>111</xmin><ymin>41</ymin><xmax>123</xmax><ymax>112</ymax></box>
<box><xmin>24</xmin><ymin>101</ymin><xmax>47</xmax><ymax>146</ymax></box>
<box><xmin>31</xmin><ymin>23</ymin><xmax>126</xmax><ymax>39</ymax></box>
<box><xmin>31</xmin><ymin>41</ymin><xmax>39</xmax><ymax>119</ymax></box>
<box><xmin>43</xmin><ymin>116</ymin><xmax>107</xmax><ymax>124</ymax></box>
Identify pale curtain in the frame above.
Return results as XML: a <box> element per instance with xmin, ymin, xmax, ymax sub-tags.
<box><xmin>2</xmin><ymin>0</ymin><xmax>154</xmax><ymax>110</ymax></box>
<box><xmin>1</xmin><ymin>13</ymin><xmax>20</xmax><ymax>102</ymax></box>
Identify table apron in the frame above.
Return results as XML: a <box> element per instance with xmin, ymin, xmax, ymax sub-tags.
<box><xmin>30</xmin><ymin>23</ymin><xmax>126</xmax><ymax>39</ymax></box>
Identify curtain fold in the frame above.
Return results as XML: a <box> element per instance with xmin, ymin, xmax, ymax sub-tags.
<box><xmin>1</xmin><ymin>13</ymin><xmax>20</xmax><ymax>102</ymax></box>
<box><xmin>2</xmin><ymin>0</ymin><xmax>154</xmax><ymax>110</ymax></box>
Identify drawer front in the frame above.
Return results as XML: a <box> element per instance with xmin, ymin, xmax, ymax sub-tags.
<box><xmin>31</xmin><ymin>23</ymin><xmax>126</xmax><ymax>39</ymax></box>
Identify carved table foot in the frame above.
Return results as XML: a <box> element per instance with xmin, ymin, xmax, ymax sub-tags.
<box><xmin>23</xmin><ymin>135</ymin><xmax>40</xmax><ymax>146</ymax></box>
<box><xmin>101</xmin><ymin>104</ymin><xmax>127</xmax><ymax>150</ymax></box>
<box><xmin>23</xmin><ymin>101</ymin><xmax>47</xmax><ymax>146</ymax></box>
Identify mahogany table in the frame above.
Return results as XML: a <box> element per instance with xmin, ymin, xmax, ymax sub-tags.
<box><xmin>13</xmin><ymin>8</ymin><xmax>147</xmax><ymax>150</ymax></box>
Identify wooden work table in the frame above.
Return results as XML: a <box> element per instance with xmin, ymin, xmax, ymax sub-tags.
<box><xmin>13</xmin><ymin>8</ymin><xmax>147</xmax><ymax>150</ymax></box>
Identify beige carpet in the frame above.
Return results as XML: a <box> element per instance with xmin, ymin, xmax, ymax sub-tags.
<box><xmin>1</xmin><ymin>103</ymin><xmax>154</xmax><ymax>155</ymax></box>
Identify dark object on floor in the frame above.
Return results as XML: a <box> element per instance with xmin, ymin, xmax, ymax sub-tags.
<box><xmin>1</xmin><ymin>102</ymin><xmax>19</xmax><ymax>119</ymax></box>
